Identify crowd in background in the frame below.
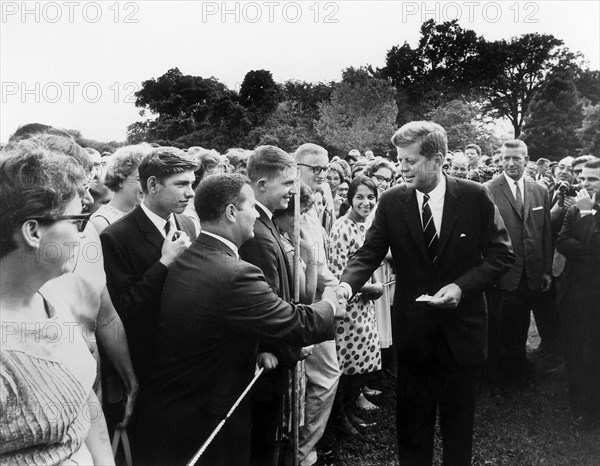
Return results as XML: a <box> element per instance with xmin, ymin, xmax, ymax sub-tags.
<box><xmin>1</xmin><ymin>122</ymin><xmax>599</xmax><ymax>466</ymax></box>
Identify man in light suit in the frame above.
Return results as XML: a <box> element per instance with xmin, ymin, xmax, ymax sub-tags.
<box><xmin>337</xmin><ymin>121</ymin><xmax>514</xmax><ymax>466</ymax></box>
<box><xmin>100</xmin><ymin>147</ymin><xmax>198</xmax><ymax>455</ymax></box>
<box><xmin>239</xmin><ymin>145</ymin><xmax>298</xmax><ymax>466</ymax></box>
<box><xmin>135</xmin><ymin>174</ymin><xmax>345</xmax><ymax>465</ymax></box>
<box><xmin>484</xmin><ymin>140</ymin><xmax>552</xmax><ymax>390</ymax></box>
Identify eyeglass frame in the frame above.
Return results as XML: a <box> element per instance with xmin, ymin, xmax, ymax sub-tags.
<box><xmin>26</xmin><ymin>213</ymin><xmax>91</xmax><ymax>233</ymax></box>
<box><xmin>372</xmin><ymin>174</ymin><xmax>393</xmax><ymax>184</ymax></box>
<box><xmin>297</xmin><ymin>163</ymin><xmax>328</xmax><ymax>175</ymax></box>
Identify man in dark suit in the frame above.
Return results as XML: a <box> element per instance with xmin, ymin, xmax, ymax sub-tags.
<box><xmin>100</xmin><ymin>147</ymin><xmax>198</xmax><ymax>448</ymax></box>
<box><xmin>483</xmin><ymin>140</ymin><xmax>552</xmax><ymax>389</ymax></box>
<box><xmin>336</xmin><ymin>121</ymin><xmax>514</xmax><ymax>466</ymax></box>
<box><xmin>135</xmin><ymin>173</ymin><xmax>344</xmax><ymax>466</ymax></box>
<box><xmin>557</xmin><ymin>158</ymin><xmax>600</xmax><ymax>431</ymax></box>
<box><xmin>239</xmin><ymin>145</ymin><xmax>298</xmax><ymax>465</ymax></box>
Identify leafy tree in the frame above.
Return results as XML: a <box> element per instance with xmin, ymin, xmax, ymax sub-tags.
<box><xmin>316</xmin><ymin>67</ymin><xmax>397</xmax><ymax>155</ymax></box>
<box><xmin>239</xmin><ymin>70</ymin><xmax>281</xmax><ymax>126</ymax></box>
<box><xmin>379</xmin><ymin>20</ymin><xmax>488</xmax><ymax>123</ymax></box>
<box><xmin>128</xmin><ymin>68</ymin><xmax>251</xmax><ymax>150</ymax></box>
<box><xmin>578</xmin><ymin>104</ymin><xmax>600</xmax><ymax>156</ymax></box>
<box><xmin>521</xmin><ymin>73</ymin><xmax>583</xmax><ymax>160</ymax></box>
<box><xmin>425</xmin><ymin>100</ymin><xmax>500</xmax><ymax>155</ymax></box>
<box><xmin>481</xmin><ymin>34</ymin><xmax>564</xmax><ymax>137</ymax></box>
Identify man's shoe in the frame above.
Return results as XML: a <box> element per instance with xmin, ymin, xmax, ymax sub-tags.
<box><xmin>347</xmin><ymin>410</ymin><xmax>377</xmax><ymax>429</ymax></box>
<box><xmin>314</xmin><ymin>448</ymin><xmax>346</xmax><ymax>466</ymax></box>
<box><xmin>363</xmin><ymin>386</ymin><xmax>382</xmax><ymax>397</ymax></box>
<box><xmin>356</xmin><ymin>392</ymin><xmax>379</xmax><ymax>411</ymax></box>
<box><xmin>333</xmin><ymin>412</ymin><xmax>360</xmax><ymax>437</ymax></box>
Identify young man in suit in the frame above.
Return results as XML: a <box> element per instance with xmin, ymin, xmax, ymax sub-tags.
<box><xmin>136</xmin><ymin>174</ymin><xmax>345</xmax><ymax>465</ymax></box>
<box><xmin>100</xmin><ymin>147</ymin><xmax>198</xmax><ymax>454</ymax></box>
<box><xmin>336</xmin><ymin>121</ymin><xmax>514</xmax><ymax>466</ymax></box>
<box><xmin>557</xmin><ymin>158</ymin><xmax>600</xmax><ymax>431</ymax></box>
<box><xmin>484</xmin><ymin>140</ymin><xmax>552</xmax><ymax>390</ymax></box>
<box><xmin>239</xmin><ymin>145</ymin><xmax>298</xmax><ymax>465</ymax></box>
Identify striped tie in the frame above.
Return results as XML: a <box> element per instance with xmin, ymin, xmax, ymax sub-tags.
<box><xmin>422</xmin><ymin>194</ymin><xmax>439</xmax><ymax>263</ymax></box>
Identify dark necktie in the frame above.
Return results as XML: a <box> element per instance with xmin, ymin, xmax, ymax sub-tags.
<box><xmin>164</xmin><ymin>218</ymin><xmax>172</xmax><ymax>236</ymax></box>
<box><xmin>422</xmin><ymin>194</ymin><xmax>439</xmax><ymax>263</ymax></box>
<box><xmin>514</xmin><ymin>181</ymin><xmax>524</xmax><ymax>216</ymax></box>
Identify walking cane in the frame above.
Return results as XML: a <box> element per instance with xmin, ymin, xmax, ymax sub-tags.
<box><xmin>186</xmin><ymin>367</ymin><xmax>265</xmax><ymax>466</ymax></box>
<box><xmin>290</xmin><ymin>179</ymin><xmax>302</xmax><ymax>466</ymax></box>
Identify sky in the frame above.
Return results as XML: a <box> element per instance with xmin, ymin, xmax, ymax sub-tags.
<box><xmin>1</xmin><ymin>0</ymin><xmax>599</xmax><ymax>143</ymax></box>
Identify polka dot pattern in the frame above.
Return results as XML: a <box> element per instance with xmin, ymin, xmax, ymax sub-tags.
<box><xmin>328</xmin><ymin>216</ymin><xmax>382</xmax><ymax>376</ymax></box>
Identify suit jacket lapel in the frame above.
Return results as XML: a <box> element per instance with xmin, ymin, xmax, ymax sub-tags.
<box><xmin>134</xmin><ymin>206</ymin><xmax>164</xmax><ymax>250</ymax></box>
<box><xmin>438</xmin><ymin>176</ymin><xmax>461</xmax><ymax>259</ymax></box>
<box><xmin>498</xmin><ymin>176</ymin><xmax>523</xmax><ymax>219</ymax></box>
<box><xmin>400</xmin><ymin>188</ymin><xmax>430</xmax><ymax>262</ymax></box>
<box><xmin>257</xmin><ymin>205</ymin><xmax>293</xmax><ymax>298</ymax></box>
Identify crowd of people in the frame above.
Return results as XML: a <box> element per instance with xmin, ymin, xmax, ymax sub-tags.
<box><xmin>1</xmin><ymin>121</ymin><xmax>599</xmax><ymax>466</ymax></box>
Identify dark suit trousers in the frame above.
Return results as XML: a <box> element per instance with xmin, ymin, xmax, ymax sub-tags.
<box><xmin>395</xmin><ymin>327</ymin><xmax>481</xmax><ymax>466</ymax></box>
<box><xmin>489</xmin><ymin>272</ymin><xmax>542</xmax><ymax>383</ymax></box>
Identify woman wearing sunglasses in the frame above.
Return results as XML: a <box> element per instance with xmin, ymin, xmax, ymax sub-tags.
<box><xmin>0</xmin><ymin>144</ymin><xmax>114</xmax><ymax>465</ymax></box>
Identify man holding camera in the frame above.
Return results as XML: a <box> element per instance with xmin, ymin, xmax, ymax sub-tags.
<box><xmin>557</xmin><ymin>158</ymin><xmax>600</xmax><ymax>431</ymax></box>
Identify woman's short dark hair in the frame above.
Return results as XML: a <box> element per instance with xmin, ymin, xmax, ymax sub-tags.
<box><xmin>104</xmin><ymin>144</ymin><xmax>153</xmax><ymax>192</ymax></box>
<box><xmin>347</xmin><ymin>176</ymin><xmax>378</xmax><ymax>205</ymax></box>
<box><xmin>364</xmin><ymin>157</ymin><xmax>396</xmax><ymax>177</ymax></box>
<box><xmin>0</xmin><ymin>141</ymin><xmax>86</xmax><ymax>257</ymax></box>
<box><xmin>195</xmin><ymin>173</ymin><xmax>250</xmax><ymax>223</ymax></box>
<box><xmin>139</xmin><ymin>147</ymin><xmax>199</xmax><ymax>194</ymax></box>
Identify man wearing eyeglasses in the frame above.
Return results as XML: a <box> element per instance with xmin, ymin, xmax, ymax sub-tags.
<box><xmin>294</xmin><ymin>143</ymin><xmax>341</xmax><ymax>466</ymax></box>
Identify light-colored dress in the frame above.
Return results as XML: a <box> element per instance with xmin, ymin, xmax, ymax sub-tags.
<box><xmin>328</xmin><ymin>216</ymin><xmax>381</xmax><ymax>375</ymax></box>
<box><xmin>366</xmin><ymin>206</ymin><xmax>395</xmax><ymax>349</ymax></box>
<box><xmin>90</xmin><ymin>203</ymin><xmax>127</xmax><ymax>230</ymax></box>
<box><xmin>0</xmin><ymin>297</ymin><xmax>97</xmax><ymax>465</ymax></box>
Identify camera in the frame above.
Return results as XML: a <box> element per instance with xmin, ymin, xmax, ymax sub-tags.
<box><xmin>557</xmin><ymin>181</ymin><xmax>579</xmax><ymax>197</ymax></box>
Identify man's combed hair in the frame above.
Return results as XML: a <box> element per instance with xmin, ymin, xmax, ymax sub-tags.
<box><xmin>391</xmin><ymin>121</ymin><xmax>448</xmax><ymax>160</ymax></box>
<box><xmin>584</xmin><ymin>158</ymin><xmax>600</xmax><ymax>170</ymax></box>
<box><xmin>465</xmin><ymin>143</ymin><xmax>482</xmax><ymax>157</ymax></box>
<box><xmin>246</xmin><ymin>145</ymin><xmax>296</xmax><ymax>183</ymax></box>
<box><xmin>0</xmin><ymin>142</ymin><xmax>86</xmax><ymax>257</ymax></box>
<box><xmin>294</xmin><ymin>143</ymin><xmax>328</xmax><ymax>162</ymax></box>
<box><xmin>139</xmin><ymin>147</ymin><xmax>199</xmax><ymax>194</ymax></box>
<box><xmin>195</xmin><ymin>173</ymin><xmax>250</xmax><ymax>223</ymax></box>
<box><xmin>501</xmin><ymin>139</ymin><xmax>528</xmax><ymax>156</ymax></box>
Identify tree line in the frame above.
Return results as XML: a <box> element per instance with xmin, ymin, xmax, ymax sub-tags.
<box><xmin>118</xmin><ymin>20</ymin><xmax>600</xmax><ymax>160</ymax></box>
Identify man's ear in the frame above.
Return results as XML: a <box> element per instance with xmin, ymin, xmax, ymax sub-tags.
<box><xmin>147</xmin><ymin>176</ymin><xmax>159</xmax><ymax>193</ymax></box>
<box><xmin>20</xmin><ymin>220</ymin><xmax>42</xmax><ymax>249</ymax></box>
<box><xmin>434</xmin><ymin>152</ymin><xmax>444</xmax><ymax>166</ymax></box>
<box><xmin>225</xmin><ymin>204</ymin><xmax>237</xmax><ymax>223</ymax></box>
<box><xmin>257</xmin><ymin>178</ymin><xmax>267</xmax><ymax>192</ymax></box>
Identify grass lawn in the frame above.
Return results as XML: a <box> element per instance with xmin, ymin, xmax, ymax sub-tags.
<box><xmin>323</xmin><ymin>320</ymin><xmax>600</xmax><ymax>466</ymax></box>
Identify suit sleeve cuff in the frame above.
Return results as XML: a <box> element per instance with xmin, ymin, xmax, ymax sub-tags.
<box><xmin>339</xmin><ymin>282</ymin><xmax>353</xmax><ymax>298</ymax></box>
<box><xmin>322</xmin><ymin>297</ymin><xmax>337</xmax><ymax>318</ymax></box>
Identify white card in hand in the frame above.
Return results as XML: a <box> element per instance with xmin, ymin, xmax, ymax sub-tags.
<box><xmin>416</xmin><ymin>294</ymin><xmax>433</xmax><ymax>302</ymax></box>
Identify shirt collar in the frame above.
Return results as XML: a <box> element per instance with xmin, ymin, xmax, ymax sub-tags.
<box><xmin>416</xmin><ymin>174</ymin><xmax>446</xmax><ymax>203</ymax></box>
<box><xmin>503</xmin><ymin>171</ymin><xmax>524</xmax><ymax>186</ymax></box>
<box><xmin>202</xmin><ymin>230</ymin><xmax>239</xmax><ymax>259</ymax></box>
<box><xmin>255</xmin><ymin>201</ymin><xmax>273</xmax><ymax>220</ymax></box>
<box><xmin>140</xmin><ymin>201</ymin><xmax>173</xmax><ymax>236</ymax></box>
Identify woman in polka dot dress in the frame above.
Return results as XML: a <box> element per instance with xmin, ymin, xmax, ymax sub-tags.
<box><xmin>327</xmin><ymin>176</ymin><xmax>384</xmax><ymax>434</ymax></box>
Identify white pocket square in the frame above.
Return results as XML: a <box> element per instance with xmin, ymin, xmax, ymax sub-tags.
<box><xmin>532</xmin><ymin>206</ymin><xmax>543</xmax><ymax>211</ymax></box>
<box><xmin>460</xmin><ymin>233</ymin><xmax>467</xmax><ymax>238</ymax></box>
